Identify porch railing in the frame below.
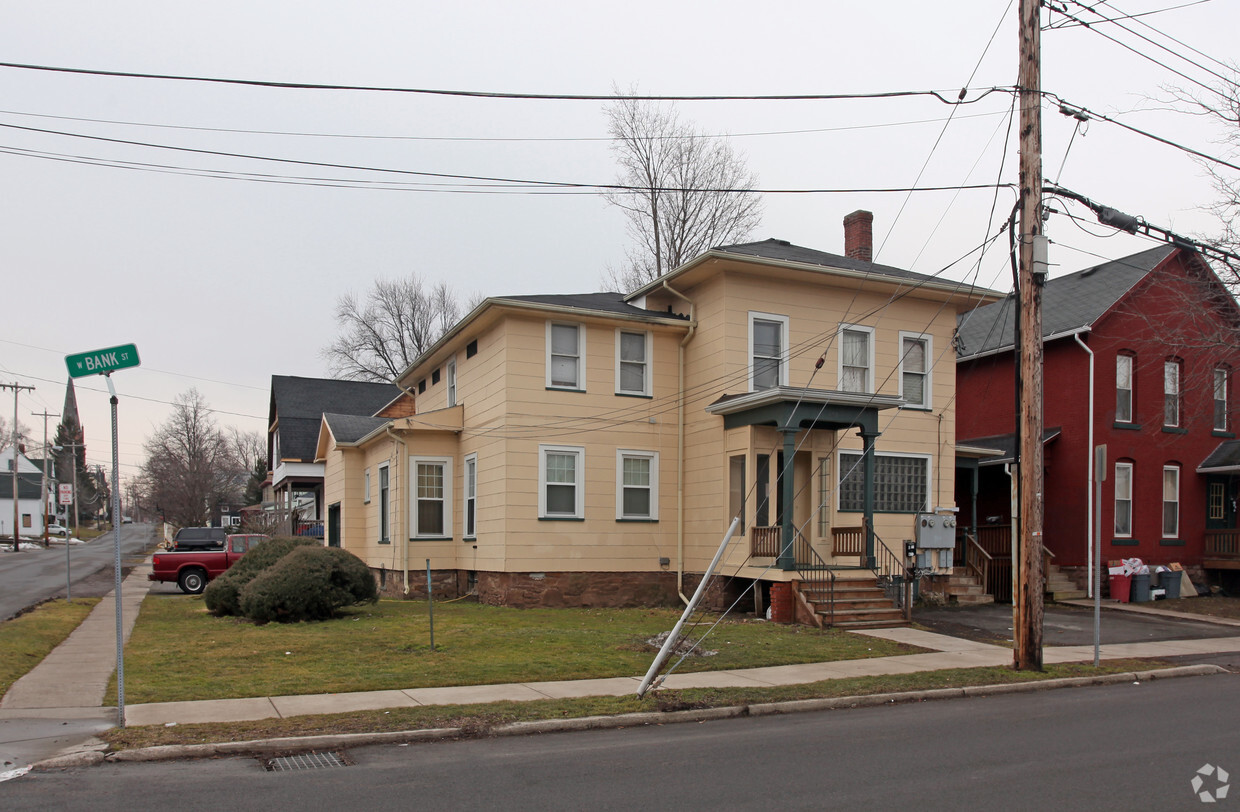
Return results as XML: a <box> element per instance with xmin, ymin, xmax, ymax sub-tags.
<box><xmin>750</xmin><ymin>526</ymin><xmax>781</xmax><ymax>558</ymax></box>
<box><xmin>872</xmin><ymin>532</ymin><xmax>913</xmax><ymax>621</ymax></box>
<box><xmin>832</xmin><ymin>525</ymin><xmax>866</xmax><ymax>557</ymax></box>
<box><xmin>963</xmin><ymin>533</ymin><xmax>994</xmax><ymax>596</ymax></box>
<box><xmin>1206</xmin><ymin>530</ymin><xmax>1240</xmax><ymax>558</ymax></box>
<box><xmin>792</xmin><ymin>528</ymin><xmax>836</xmax><ymax>628</ymax></box>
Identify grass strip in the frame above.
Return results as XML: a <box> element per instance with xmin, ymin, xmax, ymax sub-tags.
<box><xmin>0</xmin><ymin>599</ymin><xmax>100</xmax><ymax>697</ymax></box>
<box><xmin>102</xmin><ymin>658</ymin><xmax>1159</xmax><ymax>751</ymax></box>
<box><xmin>112</xmin><ymin>597</ymin><xmax>926</xmax><ymax>704</ymax></box>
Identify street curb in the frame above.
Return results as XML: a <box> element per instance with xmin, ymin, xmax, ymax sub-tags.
<box><xmin>31</xmin><ymin>664</ymin><xmax>1226</xmax><ymax>770</ymax></box>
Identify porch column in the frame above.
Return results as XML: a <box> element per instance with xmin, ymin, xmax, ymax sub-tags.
<box><xmin>778</xmin><ymin>427</ymin><xmax>798</xmax><ymax>571</ymax></box>
<box><xmin>861</xmin><ymin>428</ymin><xmax>880</xmax><ymax>569</ymax></box>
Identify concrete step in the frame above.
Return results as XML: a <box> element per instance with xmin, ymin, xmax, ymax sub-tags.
<box><xmin>954</xmin><ymin>593</ymin><xmax>996</xmax><ymax>605</ymax></box>
<box><xmin>1049</xmin><ymin>589</ymin><xmax>1088</xmax><ymax>601</ymax></box>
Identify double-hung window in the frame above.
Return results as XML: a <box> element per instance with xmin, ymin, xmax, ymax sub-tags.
<box><xmin>616</xmin><ymin>330</ymin><xmax>651</xmax><ymax>396</ymax></box>
<box><xmin>446</xmin><ymin>359</ymin><xmax>457</xmax><ymax>407</ymax></box>
<box><xmin>728</xmin><ymin>455</ymin><xmax>746</xmax><ymax>534</ymax></box>
<box><xmin>463</xmin><ymin>454</ymin><xmax>477</xmax><ymax>538</ymax></box>
<box><xmin>1116</xmin><ymin>354</ymin><xmax>1134</xmax><ymax>423</ymax></box>
<box><xmin>1164</xmin><ymin>359</ymin><xmax>1181</xmax><ymax>427</ymax></box>
<box><xmin>1215</xmin><ymin>367</ymin><xmax>1229</xmax><ymax>432</ymax></box>
<box><xmin>749</xmin><ymin>313</ymin><xmax>788</xmax><ymax>391</ymax></box>
<box><xmin>899</xmin><ymin>333</ymin><xmax>931</xmax><ymax>408</ymax></box>
<box><xmin>1114</xmin><ymin>461</ymin><xmax>1132</xmax><ymax>537</ymax></box>
<box><xmin>840</xmin><ymin>325</ymin><xmax>874</xmax><ymax>393</ymax></box>
<box><xmin>540</xmin><ymin>445</ymin><xmax>584</xmax><ymax>519</ymax></box>
<box><xmin>617</xmin><ymin>450</ymin><xmax>658</xmax><ymax>520</ymax></box>
<box><xmin>378</xmin><ymin>464</ymin><xmax>390</xmax><ymax>543</ymax></box>
<box><xmin>547</xmin><ymin>323</ymin><xmax>584</xmax><ymax>389</ymax></box>
<box><xmin>412</xmin><ymin>457</ymin><xmax>452</xmax><ymax>538</ymax></box>
<box><xmin>1163</xmin><ymin>465</ymin><xmax>1180</xmax><ymax>538</ymax></box>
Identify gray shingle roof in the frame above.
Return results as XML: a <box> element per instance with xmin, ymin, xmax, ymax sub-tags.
<box><xmin>323</xmin><ymin>413</ymin><xmax>390</xmax><ymax>445</ymax></box>
<box><xmin>713</xmin><ymin>239</ymin><xmax>950</xmax><ymax>286</ymax></box>
<box><xmin>497</xmin><ymin>292</ymin><xmax>686</xmax><ymax>320</ymax></box>
<box><xmin>270</xmin><ymin>376</ymin><xmax>401</xmax><ymax>463</ymax></box>
<box><xmin>1199</xmin><ymin>440</ymin><xmax>1240</xmax><ymax>472</ymax></box>
<box><xmin>956</xmin><ymin>245</ymin><xmax>1175</xmax><ymax>359</ymax></box>
<box><xmin>957</xmin><ymin>428</ymin><xmax>1063</xmax><ymax>466</ymax></box>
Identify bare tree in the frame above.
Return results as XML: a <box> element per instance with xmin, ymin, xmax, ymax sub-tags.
<box><xmin>137</xmin><ymin>389</ymin><xmax>243</xmax><ymax>527</ymax></box>
<box><xmin>1164</xmin><ymin>67</ymin><xmax>1240</xmax><ymax>279</ymax></box>
<box><xmin>603</xmin><ymin>91</ymin><xmax>763</xmax><ymax>292</ymax></box>
<box><xmin>321</xmin><ymin>276</ymin><xmax>464</xmax><ymax>382</ymax></box>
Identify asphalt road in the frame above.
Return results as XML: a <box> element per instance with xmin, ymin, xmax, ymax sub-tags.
<box><xmin>5</xmin><ymin>671</ymin><xmax>1236</xmax><ymax>810</ymax></box>
<box><xmin>0</xmin><ymin>523</ymin><xmax>159</xmax><ymax>621</ymax></box>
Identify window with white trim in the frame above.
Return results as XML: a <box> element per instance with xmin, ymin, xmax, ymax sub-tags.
<box><xmin>378</xmin><ymin>463</ymin><xmax>390</xmax><ymax>543</ymax></box>
<box><xmin>463</xmin><ymin>454</ymin><xmax>477</xmax><ymax>538</ymax></box>
<box><xmin>547</xmin><ymin>323</ymin><xmax>584</xmax><ymax>389</ymax></box>
<box><xmin>540</xmin><ymin>445</ymin><xmax>584</xmax><ymax>519</ymax></box>
<box><xmin>1116</xmin><ymin>354</ymin><xmax>1134</xmax><ymax>423</ymax></box>
<box><xmin>1215</xmin><ymin>367</ymin><xmax>1229</xmax><ymax>431</ymax></box>
<box><xmin>899</xmin><ymin>332</ymin><xmax>931</xmax><ymax>408</ymax></box>
<box><xmin>617</xmin><ymin>450</ymin><xmax>658</xmax><ymax>520</ymax></box>
<box><xmin>616</xmin><ymin>330</ymin><xmax>651</xmax><ymax>396</ymax></box>
<box><xmin>446</xmin><ymin>358</ymin><xmax>457</xmax><ymax>406</ymax></box>
<box><xmin>1114</xmin><ymin>461</ymin><xmax>1132</xmax><ymax>537</ymax></box>
<box><xmin>411</xmin><ymin>457</ymin><xmax>452</xmax><ymax>537</ymax></box>
<box><xmin>749</xmin><ymin>312</ymin><xmax>788</xmax><ymax>391</ymax></box>
<box><xmin>838</xmin><ymin>451</ymin><xmax>929</xmax><ymax>513</ymax></box>
<box><xmin>1164</xmin><ymin>359</ymin><xmax>1181</xmax><ymax>427</ymax></box>
<box><xmin>1162</xmin><ymin>465</ymin><xmax>1180</xmax><ymax>538</ymax></box>
<box><xmin>839</xmin><ymin>325</ymin><xmax>874</xmax><ymax>393</ymax></box>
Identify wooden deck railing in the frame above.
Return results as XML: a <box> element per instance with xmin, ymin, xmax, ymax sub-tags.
<box><xmin>832</xmin><ymin>525</ymin><xmax>866</xmax><ymax>557</ymax></box>
<box><xmin>1206</xmin><ymin>530</ymin><xmax>1240</xmax><ymax>557</ymax></box>
<box><xmin>750</xmin><ymin>526</ymin><xmax>781</xmax><ymax>558</ymax></box>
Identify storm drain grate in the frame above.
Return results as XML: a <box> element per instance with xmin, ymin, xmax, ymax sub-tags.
<box><xmin>265</xmin><ymin>751</ymin><xmax>348</xmax><ymax>772</ymax></box>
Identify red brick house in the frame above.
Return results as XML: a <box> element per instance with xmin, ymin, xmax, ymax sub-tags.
<box><xmin>955</xmin><ymin>245</ymin><xmax>1240</xmax><ymax>592</ymax></box>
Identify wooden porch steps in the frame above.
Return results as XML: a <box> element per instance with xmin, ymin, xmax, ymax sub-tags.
<box><xmin>944</xmin><ymin>567</ymin><xmax>995</xmax><ymax>606</ymax></box>
<box><xmin>799</xmin><ymin>576</ymin><xmax>908</xmax><ymax>629</ymax></box>
<box><xmin>1045</xmin><ymin>563</ymin><xmax>1087</xmax><ymax>601</ymax></box>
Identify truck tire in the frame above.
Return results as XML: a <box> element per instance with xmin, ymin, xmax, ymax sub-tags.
<box><xmin>179</xmin><ymin>568</ymin><xmax>208</xmax><ymax>595</ymax></box>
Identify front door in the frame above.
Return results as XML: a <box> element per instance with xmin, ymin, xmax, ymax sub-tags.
<box><xmin>1206</xmin><ymin>476</ymin><xmax>1236</xmax><ymax>530</ymax></box>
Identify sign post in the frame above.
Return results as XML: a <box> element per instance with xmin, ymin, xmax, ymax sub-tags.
<box><xmin>59</xmin><ymin>484</ymin><xmax>74</xmax><ymax>600</ymax></box>
<box><xmin>65</xmin><ymin>343</ymin><xmax>140</xmax><ymax>728</ymax></box>
<box><xmin>1094</xmin><ymin>444</ymin><xmax>1107</xmax><ymax>667</ymax></box>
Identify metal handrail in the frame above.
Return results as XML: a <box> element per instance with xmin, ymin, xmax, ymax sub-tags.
<box><xmin>871</xmin><ymin>532</ymin><xmax>914</xmax><ymax>621</ymax></box>
<box><xmin>789</xmin><ymin>527</ymin><xmax>836</xmax><ymax>628</ymax></box>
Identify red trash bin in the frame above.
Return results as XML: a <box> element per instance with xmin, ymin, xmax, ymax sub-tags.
<box><xmin>1109</xmin><ymin>573</ymin><xmax>1132</xmax><ymax>603</ymax></box>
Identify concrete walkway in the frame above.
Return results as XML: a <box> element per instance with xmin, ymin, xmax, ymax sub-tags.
<box><xmin>4</xmin><ymin>561</ymin><xmax>1240</xmax><ymax>736</ymax></box>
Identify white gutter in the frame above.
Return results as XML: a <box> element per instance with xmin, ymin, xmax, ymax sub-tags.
<box><xmin>1074</xmin><ymin>333</ymin><xmax>1095</xmax><ymax>598</ymax></box>
<box><xmin>385</xmin><ymin>426</ymin><xmax>410</xmax><ymax>595</ymax></box>
<box><xmin>661</xmin><ymin>278</ymin><xmax>697</xmax><ymax>605</ymax></box>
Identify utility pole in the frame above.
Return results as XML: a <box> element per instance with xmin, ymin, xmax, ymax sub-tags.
<box><xmin>1015</xmin><ymin>0</ymin><xmax>1046</xmax><ymax>670</ymax></box>
<box><xmin>33</xmin><ymin>409</ymin><xmax>59</xmax><ymax>547</ymax></box>
<box><xmin>1</xmin><ymin>382</ymin><xmax>36</xmax><ymax>552</ymax></box>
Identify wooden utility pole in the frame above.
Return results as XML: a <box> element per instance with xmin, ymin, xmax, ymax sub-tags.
<box><xmin>1015</xmin><ymin>0</ymin><xmax>1045</xmax><ymax>670</ymax></box>
<box><xmin>32</xmin><ymin>409</ymin><xmax>59</xmax><ymax>547</ymax></box>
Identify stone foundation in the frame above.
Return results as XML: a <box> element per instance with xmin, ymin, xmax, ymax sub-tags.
<box><xmin>370</xmin><ymin>566</ymin><xmax>467</xmax><ymax>600</ymax></box>
<box><xmin>476</xmin><ymin>570</ymin><xmax>680</xmax><ymax>609</ymax></box>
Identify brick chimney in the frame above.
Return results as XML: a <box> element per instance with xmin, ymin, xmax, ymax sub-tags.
<box><xmin>843</xmin><ymin>210</ymin><xmax>873</xmax><ymax>262</ymax></box>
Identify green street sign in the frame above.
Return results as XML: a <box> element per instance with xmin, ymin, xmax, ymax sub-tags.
<box><xmin>65</xmin><ymin>344</ymin><xmax>141</xmax><ymax>378</ymax></box>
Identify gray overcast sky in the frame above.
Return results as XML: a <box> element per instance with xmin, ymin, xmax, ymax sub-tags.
<box><xmin>1</xmin><ymin>0</ymin><xmax>1236</xmax><ymax>492</ymax></box>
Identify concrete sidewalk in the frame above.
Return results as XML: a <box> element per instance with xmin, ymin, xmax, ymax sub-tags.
<box><xmin>4</xmin><ymin>561</ymin><xmax>1240</xmax><ymax>741</ymax></box>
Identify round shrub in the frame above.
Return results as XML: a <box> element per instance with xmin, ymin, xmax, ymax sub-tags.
<box><xmin>203</xmin><ymin>536</ymin><xmax>318</xmax><ymax>616</ymax></box>
<box><xmin>237</xmin><ymin>546</ymin><xmax>378</xmax><ymax>624</ymax></box>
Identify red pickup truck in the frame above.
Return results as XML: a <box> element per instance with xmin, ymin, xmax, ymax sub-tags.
<box><xmin>149</xmin><ymin>533</ymin><xmax>268</xmax><ymax>594</ymax></box>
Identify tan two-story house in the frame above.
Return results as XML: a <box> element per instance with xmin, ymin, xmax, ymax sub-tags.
<box><xmin>316</xmin><ymin>212</ymin><xmax>1001</xmax><ymax>620</ymax></box>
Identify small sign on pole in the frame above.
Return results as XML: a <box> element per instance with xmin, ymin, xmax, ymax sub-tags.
<box><xmin>58</xmin><ymin>483</ymin><xmax>73</xmax><ymax>505</ymax></box>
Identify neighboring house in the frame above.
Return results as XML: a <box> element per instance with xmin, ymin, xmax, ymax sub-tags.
<box><xmin>267</xmin><ymin>376</ymin><xmax>406</xmax><ymax>535</ymax></box>
<box><xmin>317</xmin><ymin>211</ymin><xmax>1000</xmax><ymax>616</ymax></box>
<box><xmin>956</xmin><ymin>245</ymin><xmax>1240</xmax><ymax>592</ymax></box>
<box><xmin>0</xmin><ymin>445</ymin><xmax>52</xmax><ymax>538</ymax></box>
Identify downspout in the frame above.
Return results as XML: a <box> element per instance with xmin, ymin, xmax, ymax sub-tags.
<box><xmin>1074</xmin><ymin>333</ymin><xmax>1095</xmax><ymax>598</ymax></box>
<box><xmin>387</xmin><ymin>424</ymin><xmax>410</xmax><ymax>595</ymax></box>
<box><xmin>662</xmin><ymin>279</ymin><xmax>697</xmax><ymax>604</ymax></box>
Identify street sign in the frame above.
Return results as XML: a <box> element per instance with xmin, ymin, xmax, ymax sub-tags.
<box><xmin>58</xmin><ymin>483</ymin><xmax>73</xmax><ymax>505</ymax></box>
<box><xmin>65</xmin><ymin>344</ymin><xmax>141</xmax><ymax>378</ymax></box>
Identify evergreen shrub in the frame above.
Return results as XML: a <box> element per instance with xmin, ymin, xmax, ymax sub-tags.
<box><xmin>237</xmin><ymin>545</ymin><xmax>378</xmax><ymax>624</ymax></box>
<box><xmin>203</xmin><ymin>536</ymin><xmax>317</xmax><ymax>616</ymax></box>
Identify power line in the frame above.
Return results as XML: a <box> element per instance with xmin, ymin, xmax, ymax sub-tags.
<box><xmin>0</xmin><ymin>61</ymin><xmax>1008</xmax><ymax>105</ymax></box>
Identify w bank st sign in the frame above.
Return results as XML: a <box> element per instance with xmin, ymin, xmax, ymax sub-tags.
<box><xmin>65</xmin><ymin>343</ymin><xmax>141</xmax><ymax>378</ymax></box>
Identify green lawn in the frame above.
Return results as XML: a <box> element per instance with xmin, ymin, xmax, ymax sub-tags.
<box><xmin>114</xmin><ymin>596</ymin><xmax>926</xmax><ymax>704</ymax></box>
<box><xmin>0</xmin><ymin>599</ymin><xmax>100</xmax><ymax>697</ymax></box>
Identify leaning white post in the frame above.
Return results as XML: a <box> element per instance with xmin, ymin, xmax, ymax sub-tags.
<box><xmin>637</xmin><ymin>518</ymin><xmax>739</xmax><ymax>698</ymax></box>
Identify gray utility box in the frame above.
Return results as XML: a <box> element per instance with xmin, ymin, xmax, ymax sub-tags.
<box><xmin>914</xmin><ymin>512</ymin><xmax>957</xmax><ymax>573</ymax></box>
